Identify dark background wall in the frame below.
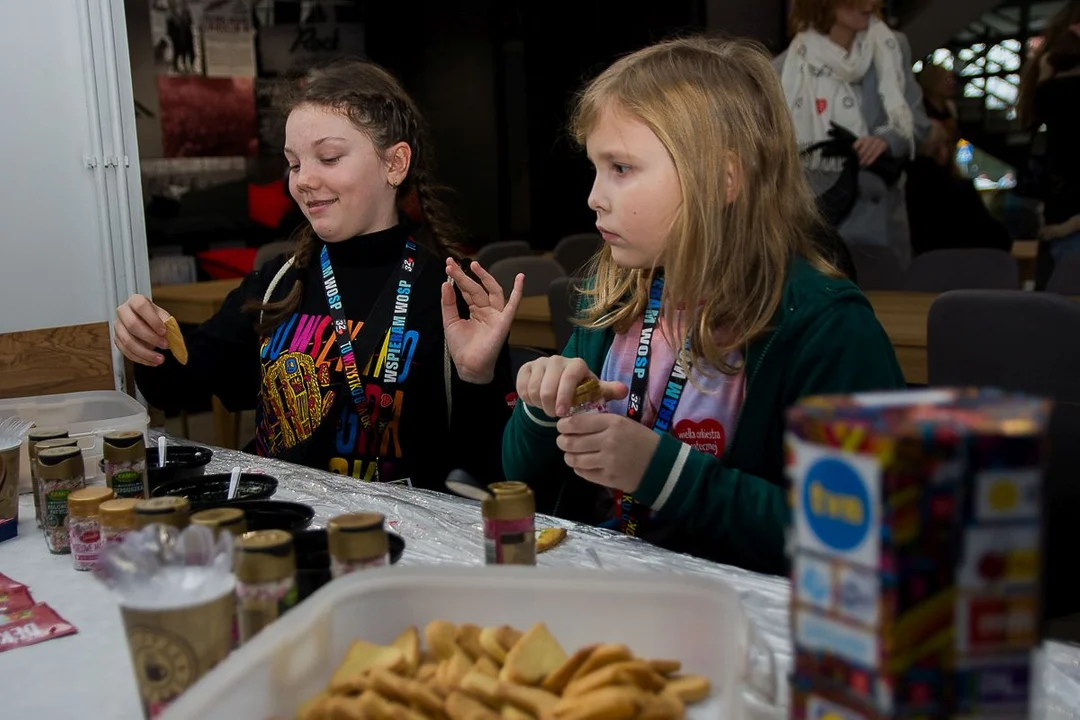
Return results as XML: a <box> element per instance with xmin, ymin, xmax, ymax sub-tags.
<box><xmin>367</xmin><ymin>0</ymin><xmax>710</xmax><ymax>249</ymax></box>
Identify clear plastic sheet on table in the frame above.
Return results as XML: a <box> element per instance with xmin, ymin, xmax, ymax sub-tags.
<box><xmin>156</xmin><ymin>432</ymin><xmax>1080</xmax><ymax>714</ymax></box>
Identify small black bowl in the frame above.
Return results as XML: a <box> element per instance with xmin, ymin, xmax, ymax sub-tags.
<box><xmin>291</xmin><ymin>528</ymin><xmax>405</xmax><ymax>601</ymax></box>
<box><xmin>146</xmin><ymin>445</ymin><xmax>213</xmax><ymax>491</ymax></box>
<box><xmin>225</xmin><ymin>500</ymin><xmax>315</xmax><ymax>533</ymax></box>
<box><xmin>151</xmin><ymin>472</ymin><xmax>277</xmax><ymax>511</ymax></box>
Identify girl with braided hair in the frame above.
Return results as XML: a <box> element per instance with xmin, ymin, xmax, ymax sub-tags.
<box><xmin>117</xmin><ymin>59</ymin><xmax>521</xmax><ymax>488</ymax></box>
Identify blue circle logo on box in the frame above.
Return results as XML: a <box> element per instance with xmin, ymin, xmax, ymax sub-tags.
<box><xmin>803</xmin><ymin>458</ymin><xmax>870</xmax><ymax>552</ymax></box>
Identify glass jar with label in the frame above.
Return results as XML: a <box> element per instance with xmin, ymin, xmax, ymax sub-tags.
<box><xmin>103</xmin><ymin>431</ymin><xmax>148</xmax><ymax>499</ymax></box>
<box><xmin>36</xmin><ymin>446</ymin><xmax>86</xmax><ymax>554</ymax></box>
<box><xmin>134</xmin><ymin>496</ymin><xmax>190</xmax><ymax>531</ymax></box>
<box><xmin>67</xmin><ymin>486</ymin><xmax>115</xmax><ymax>571</ymax></box>
<box><xmin>569</xmin><ymin>377</ymin><xmax>607</xmax><ymax>415</ymax></box>
<box><xmin>27</xmin><ymin>429</ymin><xmax>68</xmax><ymax>527</ymax></box>
<box><xmin>31</xmin><ymin>437</ymin><xmax>78</xmax><ymax>530</ymax></box>
<box><xmin>235</xmin><ymin>530</ymin><xmax>298</xmax><ymax>644</ymax></box>
<box><xmin>99</xmin><ymin>498</ymin><xmax>140</xmax><ymax>545</ymax></box>
<box><xmin>482</xmin><ymin>482</ymin><xmax>536</xmax><ymax>566</ymax></box>
<box><xmin>328</xmin><ymin>513</ymin><xmax>389</xmax><ymax>577</ymax></box>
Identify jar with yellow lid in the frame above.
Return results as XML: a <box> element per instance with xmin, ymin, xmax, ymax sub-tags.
<box><xmin>99</xmin><ymin>498</ymin><xmax>140</xmax><ymax>546</ymax></box>
<box><xmin>569</xmin><ymin>377</ymin><xmax>608</xmax><ymax>415</ymax></box>
<box><xmin>67</xmin><ymin>486</ymin><xmax>115</xmax><ymax>571</ymax></box>
<box><xmin>328</xmin><ymin>513</ymin><xmax>389</xmax><ymax>577</ymax></box>
<box><xmin>191</xmin><ymin>507</ymin><xmax>248</xmax><ymax>539</ymax></box>
<box><xmin>482</xmin><ymin>481</ymin><xmax>536</xmax><ymax>566</ymax></box>
<box><xmin>134</xmin><ymin>496</ymin><xmax>190</xmax><ymax>531</ymax></box>
<box><xmin>235</xmin><ymin>530</ymin><xmax>298</xmax><ymax>644</ymax></box>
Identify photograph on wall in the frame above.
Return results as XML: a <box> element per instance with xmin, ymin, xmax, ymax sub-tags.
<box><xmin>157</xmin><ymin>75</ymin><xmax>257</xmax><ymax>157</ymax></box>
<box><xmin>202</xmin><ymin>0</ymin><xmax>257</xmax><ymax>77</ymax></box>
<box><xmin>150</xmin><ymin>0</ymin><xmax>204</xmax><ymax>75</ymax></box>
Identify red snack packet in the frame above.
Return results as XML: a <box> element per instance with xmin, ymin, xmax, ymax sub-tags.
<box><xmin>0</xmin><ymin>603</ymin><xmax>77</xmax><ymax>653</ymax></box>
<box><xmin>0</xmin><ymin>585</ymin><xmax>34</xmax><ymax>614</ymax></box>
<box><xmin>0</xmin><ymin>573</ymin><xmax>23</xmax><ymax>592</ymax></box>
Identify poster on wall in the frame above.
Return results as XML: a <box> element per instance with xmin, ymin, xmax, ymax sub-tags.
<box><xmin>150</xmin><ymin>0</ymin><xmax>205</xmax><ymax>75</ymax></box>
<box><xmin>258</xmin><ymin>23</ymin><xmax>365</xmax><ymax>76</ymax></box>
<box><xmin>202</xmin><ymin>0</ymin><xmax>256</xmax><ymax>77</ymax></box>
<box><xmin>157</xmin><ymin>75</ymin><xmax>257</xmax><ymax>157</ymax></box>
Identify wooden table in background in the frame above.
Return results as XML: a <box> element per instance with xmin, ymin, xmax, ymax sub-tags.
<box><xmin>510</xmin><ymin>295</ymin><xmax>558</xmax><ymax>350</ymax></box>
<box><xmin>508</xmin><ymin>292</ymin><xmax>937</xmax><ymax>385</ymax></box>
<box><xmin>1012</xmin><ymin>239</ymin><xmax>1039</xmax><ymax>286</ymax></box>
<box><xmin>151</xmin><ymin>279</ymin><xmax>243</xmax><ymax>448</ymax></box>
<box><xmin>864</xmin><ymin>291</ymin><xmax>936</xmax><ymax>384</ymax></box>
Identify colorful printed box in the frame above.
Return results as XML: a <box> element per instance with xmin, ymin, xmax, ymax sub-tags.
<box><xmin>786</xmin><ymin>388</ymin><xmax>1049</xmax><ymax>719</ymax></box>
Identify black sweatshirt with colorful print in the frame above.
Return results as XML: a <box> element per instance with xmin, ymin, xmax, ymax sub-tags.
<box><xmin>136</xmin><ymin>224</ymin><xmax>515</xmax><ymax>491</ymax></box>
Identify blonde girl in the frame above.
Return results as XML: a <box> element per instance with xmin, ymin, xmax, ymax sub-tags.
<box><xmin>503</xmin><ymin>37</ymin><xmax>904</xmax><ymax>575</ymax></box>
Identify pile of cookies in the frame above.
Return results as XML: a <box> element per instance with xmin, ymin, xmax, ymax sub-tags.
<box><xmin>299</xmin><ymin>620</ymin><xmax>711</xmax><ymax>719</ymax></box>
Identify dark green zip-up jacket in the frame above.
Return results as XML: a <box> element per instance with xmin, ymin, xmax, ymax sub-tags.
<box><xmin>502</xmin><ymin>257</ymin><xmax>905</xmax><ymax>575</ymax></box>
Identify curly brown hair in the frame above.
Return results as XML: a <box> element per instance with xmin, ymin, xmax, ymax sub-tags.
<box><xmin>788</xmin><ymin>0</ymin><xmax>882</xmax><ymax>36</ymax></box>
<box><xmin>249</xmin><ymin>58</ymin><xmax>461</xmax><ymax>333</ymax></box>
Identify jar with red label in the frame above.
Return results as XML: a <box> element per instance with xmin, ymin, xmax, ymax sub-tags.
<box><xmin>482</xmin><ymin>482</ymin><xmax>536</xmax><ymax>566</ymax></box>
<box><xmin>99</xmin><ymin>498</ymin><xmax>139</xmax><ymax>546</ymax></box>
<box><xmin>67</xmin><ymin>486</ymin><xmax>114</xmax><ymax>571</ymax></box>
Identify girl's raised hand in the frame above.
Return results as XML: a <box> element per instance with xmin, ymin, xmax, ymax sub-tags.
<box><xmin>114</xmin><ymin>294</ymin><xmax>171</xmax><ymax>366</ymax></box>
<box><xmin>442</xmin><ymin>258</ymin><xmax>524</xmax><ymax>384</ymax></box>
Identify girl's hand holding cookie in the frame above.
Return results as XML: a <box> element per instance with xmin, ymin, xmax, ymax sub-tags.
<box><xmin>114</xmin><ymin>294</ymin><xmax>173</xmax><ymax>367</ymax></box>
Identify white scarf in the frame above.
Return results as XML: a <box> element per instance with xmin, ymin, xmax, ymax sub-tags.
<box><xmin>781</xmin><ymin>18</ymin><xmax>913</xmax><ymax>153</ymax></box>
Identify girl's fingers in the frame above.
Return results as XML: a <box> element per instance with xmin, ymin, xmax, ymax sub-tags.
<box><xmin>537</xmin><ymin>361</ymin><xmax>564</xmax><ymax>417</ymax></box>
<box><xmin>554</xmin><ymin>360</ymin><xmax>591</xmax><ymax>417</ymax></box>
<box><xmin>446</xmin><ymin>258</ymin><xmax>486</xmax><ymax>302</ymax></box>
<box><xmin>470</xmin><ymin>261</ymin><xmax>505</xmax><ymax>307</ymax></box>
<box><xmin>118</xmin><ymin>303</ymin><xmax>168</xmax><ymax>349</ymax></box>
<box><xmin>439</xmin><ymin>281</ymin><xmax>461</xmax><ymax>330</ymax></box>
<box><xmin>516</xmin><ymin>362</ymin><xmax>534</xmax><ymax>403</ymax></box>
<box><xmin>114</xmin><ymin>322</ymin><xmax>163</xmax><ymax>366</ymax></box>
<box><xmin>129</xmin><ymin>295</ymin><xmax>168</xmax><ymax>337</ymax></box>
<box><xmin>564</xmin><ymin>451</ymin><xmax>605</xmax><ymax>472</ymax></box>
<box><xmin>502</xmin><ymin>274</ymin><xmax>525</xmax><ymax>319</ymax></box>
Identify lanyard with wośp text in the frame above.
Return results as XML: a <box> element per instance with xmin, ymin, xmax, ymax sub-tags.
<box><xmin>320</xmin><ymin>238</ymin><xmax>423</xmax><ymax>480</ymax></box>
<box><xmin>617</xmin><ymin>272</ymin><xmax>690</xmax><ymax>537</ymax></box>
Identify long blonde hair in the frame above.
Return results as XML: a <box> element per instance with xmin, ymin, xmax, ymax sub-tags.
<box><xmin>570</xmin><ymin>36</ymin><xmax>834</xmax><ymax>376</ymax></box>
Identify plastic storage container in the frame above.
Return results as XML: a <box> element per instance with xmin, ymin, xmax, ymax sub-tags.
<box><xmin>162</xmin><ymin>566</ymin><xmax>774</xmax><ymax>719</ymax></box>
<box><xmin>0</xmin><ymin>390</ymin><xmax>148</xmax><ymax>492</ymax></box>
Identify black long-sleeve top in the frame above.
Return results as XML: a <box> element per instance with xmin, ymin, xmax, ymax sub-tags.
<box><xmin>136</xmin><ymin>224</ymin><xmax>514</xmax><ymax>491</ymax></box>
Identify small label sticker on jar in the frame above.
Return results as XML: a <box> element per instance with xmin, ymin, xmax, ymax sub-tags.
<box><xmin>484</xmin><ymin>517</ymin><xmax>536</xmax><ymax>566</ymax></box>
<box><xmin>110</xmin><ymin>467</ymin><xmax>146</xmax><ymax>499</ymax></box>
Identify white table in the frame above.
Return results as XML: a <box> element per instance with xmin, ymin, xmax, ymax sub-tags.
<box><xmin>4</xmin><ymin>495</ymin><xmax>143</xmax><ymax>718</ymax></box>
<box><xmin>3</xmin><ymin>439</ymin><xmax>1079</xmax><ymax>718</ymax></box>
